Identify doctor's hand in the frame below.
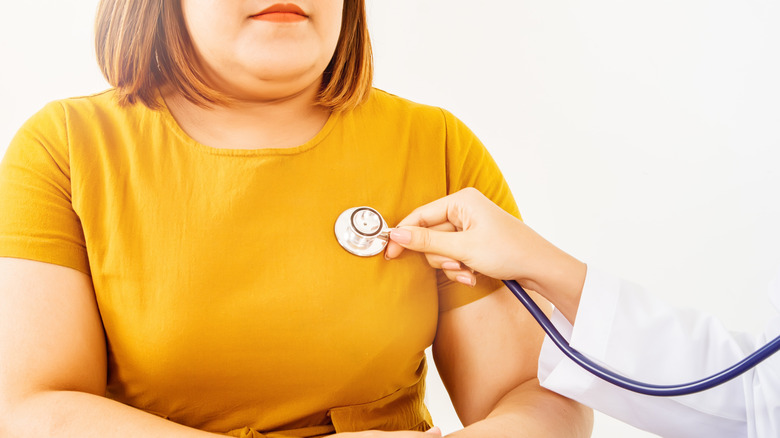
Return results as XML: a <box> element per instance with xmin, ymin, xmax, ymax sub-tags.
<box><xmin>385</xmin><ymin>188</ymin><xmax>587</xmax><ymax>323</ymax></box>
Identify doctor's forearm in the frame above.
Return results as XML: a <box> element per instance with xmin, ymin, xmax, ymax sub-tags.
<box><xmin>447</xmin><ymin>379</ymin><xmax>593</xmax><ymax>438</ymax></box>
<box><xmin>517</xmin><ymin>248</ymin><xmax>587</xmax><ymax>325</ymax></box>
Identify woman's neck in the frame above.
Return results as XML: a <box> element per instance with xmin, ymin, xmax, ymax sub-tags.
<box><xmin>162</xmin><ymin>80</ymin><xmax>331</xmax><ymax>150</ymax></box>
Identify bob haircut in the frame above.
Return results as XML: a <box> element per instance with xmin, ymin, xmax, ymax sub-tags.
<box><xmin>95</xmin><ymin>0</ymin><xmax>373</xmax><ymax>112</ymax></box>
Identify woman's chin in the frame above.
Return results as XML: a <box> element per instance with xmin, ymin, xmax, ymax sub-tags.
<box><xmin>196</xmin><ymin>57</ymin><xmax>318</xmax><ymax>99</ymax></box>
<box><xmin>222</xmin><ymin>75</ymin><xmax>323</xmax><ymax>103</ymax></box>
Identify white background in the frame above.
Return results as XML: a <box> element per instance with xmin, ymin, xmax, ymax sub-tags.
<box><xmin>2</xmin><ymin>1</ymin><xmax>779</xmax><ymax>437</ymax></box>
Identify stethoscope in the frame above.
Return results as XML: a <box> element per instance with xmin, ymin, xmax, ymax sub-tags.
<box><xmin>335</xmin><ymin>206</ymin><xmax>780</xmax><ymax>396</ymax></box>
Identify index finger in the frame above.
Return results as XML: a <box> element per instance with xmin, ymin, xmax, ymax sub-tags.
<box><xmin>394</xmin><ymin>193</ymin><xmax>466</xmax><ymax>230</ymax></box>
<box><xmin>386</xmin><ymin>195</ymin><xmax>465</xmax><ymax>259</ymax></box>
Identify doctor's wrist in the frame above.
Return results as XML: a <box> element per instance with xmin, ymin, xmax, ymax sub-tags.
<box><xmin>517</xmin><ymin>253</ymin><xmax>586</xmax><ymax>324</ymax></box>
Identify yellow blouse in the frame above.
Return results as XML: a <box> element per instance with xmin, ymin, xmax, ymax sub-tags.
<box><xmin>0</xmin><ymin>88</ymin><xmax>519</xmax><ymax>436</ymax></box>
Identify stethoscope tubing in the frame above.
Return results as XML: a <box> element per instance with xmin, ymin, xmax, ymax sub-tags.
<box><xmin>503</xmin><ymin>279</ymin><xmax>780</xmax><ymax>396</ymax></box>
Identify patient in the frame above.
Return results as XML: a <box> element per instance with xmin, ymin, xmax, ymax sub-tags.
<box><xmin>0</xmin><ymin>1</ymin><xmax>591</xmax><ymax>436</ymax></box>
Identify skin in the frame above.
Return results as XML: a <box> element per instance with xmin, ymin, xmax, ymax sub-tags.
<box><xmin>385</xmin><ymin>187</ymin><xmax>589</xmax><ymax>325</ymax></box>
<box><xmin>164</xmin><ymin>0</ymin><xmax>342</xmax><ymax>150</ymax></box>
<box><xmin>0</xmin><ymin>2</ymin><xmax>591</xmax><ymax>436</ymax></box>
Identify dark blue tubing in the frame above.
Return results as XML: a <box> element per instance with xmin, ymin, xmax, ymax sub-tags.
<box><xmin>503</xmin><ymin>279</ymin><xmax>780</xmax><ymax>396</ymax></box>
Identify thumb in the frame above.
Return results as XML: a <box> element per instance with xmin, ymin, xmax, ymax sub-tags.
<box><xmin>389</xmin><ymin>226</ymin><xmax>466</xmax><ymax>261</ymax></box>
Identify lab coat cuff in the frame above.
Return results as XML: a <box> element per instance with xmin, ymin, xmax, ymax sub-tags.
<box><xmin>538</xmin><ymin>266</ymin><xmax>622</xmax><ymax>396</ymax></box>
<box><xmin>568</xmin><ymin>266</ymin><xmax>622</xmax><ymax>361</ymax></box>
<box><xmin>538</xmin><ymin>309</ymin><xmax>599</xmax><ymax>398</ymax></box>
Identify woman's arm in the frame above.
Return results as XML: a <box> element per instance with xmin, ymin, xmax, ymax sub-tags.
<box><xmin>0</xmin><ymin>257</ymin><xmax>223</xmax><ymax>437</ymax></box>
<box><xmin>432</xmin><ymin>285</ymin><xmax>592</xmax><ymax>437</ymax></box>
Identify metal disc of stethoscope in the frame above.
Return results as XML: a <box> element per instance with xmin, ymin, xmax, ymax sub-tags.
<box><xmin>334</xmin><ymin>206</ymin><xmax>390</xmax><ymax>257</ymax></box>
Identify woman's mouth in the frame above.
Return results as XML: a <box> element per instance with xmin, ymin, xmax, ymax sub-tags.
<box><xmin>250</xmin><ymin>3</ymin><xmax>308</xmax><ymax>23</ymax></box>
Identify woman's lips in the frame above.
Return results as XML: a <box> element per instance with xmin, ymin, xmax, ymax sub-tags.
<box><xmin>250</xmin><ymin>3</ymin><xmax>308</xmax><ymax>23</ymax></box>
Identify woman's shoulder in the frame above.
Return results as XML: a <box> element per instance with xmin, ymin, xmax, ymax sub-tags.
<box><xmin>355</xmin><ymin>88</ymin><xmax>475</xmax><ymax>140</ymax></box>
<box><xmin>358</xmin><ymin>88</ymin><xmax>448</xmax><ymax>123</ymax></box>
<box><xmin>19</xmin><ymin>89</ymin><xmax>162</xmax><ymax>146</ymax></box>
<box><xmin>9</xmin><ymin>89</ymin><xmax>167</xmax><ymax>166</ymax></box>
<box><xmin>51</xmin><ymin>88</ymin><xmax>150</xmax><ymax>122</ymax></box>
<box><xmin>23</xmin><ymin>89</ymin><xmax>149</xmax><ymax>130</ymax></box>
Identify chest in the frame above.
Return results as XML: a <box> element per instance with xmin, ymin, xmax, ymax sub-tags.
<box><xmin>72</xmin><ymin>136</ymin><xmax>447</xmax><ymax>407</ymax></box>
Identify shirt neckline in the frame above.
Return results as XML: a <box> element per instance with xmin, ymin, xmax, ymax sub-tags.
<box><xmin>155</xmin><ymin>93</ymin><xmax>341</xmax><ymax>157</ymax></box>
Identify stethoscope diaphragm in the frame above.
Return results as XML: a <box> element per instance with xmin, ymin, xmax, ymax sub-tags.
<box><xmin>334</xmin><ymin>206</ymin><xmax>390</xmax><ymax>257</ymax></box>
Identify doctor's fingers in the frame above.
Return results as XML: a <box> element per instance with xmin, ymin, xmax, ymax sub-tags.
<box><xmin>395</xmin><ymin>190</ymin><xmax>475</xmax><ymax>230</ymax></box>
<box><xmin>385</xmin><ymin>188</ymin><xmax>501</xmax><ymax>259</ymax></box>
<box><xmin>395</xmin><ymin>187</ymin><xmax>497</xmax><ymax>231</ymax></box>
<box><xmin>386</xmin><ymin>221</ymin><xmax>458</xmax><ymax>260</ymax></box>
<box><xmin>385</xmin><ymin>190</ymin><xmax>475</xmax><ymax>258</ymax></box>
<box><xmin>426</xmin><ymin>253</ymin><xmax>475</xmax><ymax>281</ymax></box>
<box><xmin>408</xmin><ymin>232</ymin><xmax>478</xmax><ymax>286</ymax></box>
<box><xmin>386</xmin><ymin>220</ymin><xmax>457</xmax><ymax>259</ymax></box>
<box><xmin>441</xmin><ymin>265</ymin><xmax>478</xmax><ymax>287</ymax></box>
<box><xmin>415</xmin><ymin>251</ymin><xmax>477</xmax><ymax>286</ymax></box>
<box><xmin>425</xmin><ymin>253</ymin><xmax>463</xmax><ymax>270</ymax></box>
<box><xmin>387</xmin><ymin>225</ymin><xmax>470</xmax><ymax>263</ymax></box>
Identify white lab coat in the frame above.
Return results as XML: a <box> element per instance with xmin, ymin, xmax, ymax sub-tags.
<box><xmin>537</xmin><ymin>267</ymin><xmax>780</xmax><ymax>438</ymax></box>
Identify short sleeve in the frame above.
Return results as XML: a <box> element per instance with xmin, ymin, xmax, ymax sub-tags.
<box><xmin>0</xmin><ymin>102</ymin><xmax>90</xmax><ymax>274</ymax></box>
<box><xmin>437</xmin><ymin>109</ymin><xmax>520</xmax><ymax>312</ymax></box>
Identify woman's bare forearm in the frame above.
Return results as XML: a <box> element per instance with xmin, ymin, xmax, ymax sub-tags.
<box><xmin>447</xmin><ymin>379</ymin><xmax>593</xmax><ymax>438</ymax></box>
<box><xmin>3</xmin><ymin>390</ymin><xmax>223</xmax><ymax>438</ymax></box>
<box><xmin>0</xmin><ymin>259</ymin><xmax>221</xmax><ymax>437</ymax></box>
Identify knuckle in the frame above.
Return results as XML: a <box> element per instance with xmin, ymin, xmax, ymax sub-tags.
<box><xmin>419</xmin><ymin>229</ymin><xmax>432</xmax><ymax>250</ymax></box>
<box><xmin>397</xmin><ymin>209</ymin><xmax>422</xmax><ymax>228</ymax></box>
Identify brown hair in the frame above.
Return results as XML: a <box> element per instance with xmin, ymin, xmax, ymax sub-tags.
<box><xmin>95</xmin><ymin>0</ymin><xmax>373</xmax><ymax>111</ymax></box>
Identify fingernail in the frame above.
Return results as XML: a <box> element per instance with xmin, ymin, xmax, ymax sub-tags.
<box><xmin>441</xmin><ymin>261</ymin><xmax>461</xmax><ymax>270</ymax></box>
<box><xmin>426</xmin><ymin>426</ymin><xmax>441</xmax><ymax>435</ymax></box>
<box><xmin>456</xmin><ymin>275</ymin><xmax>475</xmax><ymax>287</ymax></box>
<box><xmin>389</xmin><ymin>228</ymin><xmax>411</xmax><ymax>245</ymax></box>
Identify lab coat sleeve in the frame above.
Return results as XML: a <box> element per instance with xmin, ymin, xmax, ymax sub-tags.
<box><xmin>537</xmin><ymin>267</ymin><xmax>780</xmax><ymax>438</ymax></box>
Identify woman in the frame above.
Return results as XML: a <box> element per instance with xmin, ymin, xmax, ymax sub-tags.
<box><xmin>386</xmin><ymin>187</ymin><xmax>780</xmax><ymax>438</ymax></box>
<box><xmin>0</xmin><ymin>1</ymin><xmax>591</xmax><ymax>437</ymax></box>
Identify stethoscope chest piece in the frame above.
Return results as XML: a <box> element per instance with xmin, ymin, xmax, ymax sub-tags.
<box><xmin>335</xmin><ymin>206</ymin><xmax>390</xmax><ymax>257</ymax></box>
